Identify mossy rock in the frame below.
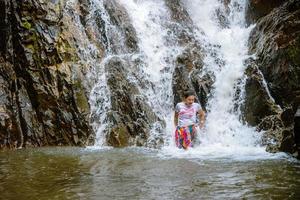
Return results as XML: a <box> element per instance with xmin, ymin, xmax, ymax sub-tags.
<box><xmin>21</xmin><ymin>20</ymin><xmax>32</xmax><ymax>30</ymax></box>
<box><xmin>73</xmin><ymin>80</ymin><xmax>90</xmax><ymax>114</ymax></box>
<box><xmin>107</xmin><ymin>125</ymin><xmax>130</xmax><ymax>147</ymax></box>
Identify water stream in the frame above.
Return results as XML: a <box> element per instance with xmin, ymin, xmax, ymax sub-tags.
<box><xmin>1</xmin><ymin>0</ymin><xmax>299</xmax><ymax>199</ymax></box>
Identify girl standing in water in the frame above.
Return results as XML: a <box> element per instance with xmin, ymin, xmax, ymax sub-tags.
<box><xmin>174</xmin><ymin>91</ymin><xmax>206</xmax><ymax>149</ymax></box>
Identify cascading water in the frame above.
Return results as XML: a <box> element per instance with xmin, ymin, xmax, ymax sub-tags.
<box><xmin>88</xmin><ymin>0</ymin><xmax>127</xmax><ymax>146</ymax></box>
<box><xmin>89</xmin><ymin>0</ymin><xmax>274</xmax><ymax>159</ymax></box>
<box><xmin>161</xmin><ymin>0</ymin><xmax>268</xmax><ymax>158</ymax></box>
<box><xmin>118</xmin><ymin>0</ymin><xmax>182</xmax><ymax>146</ymax></box>
<box><xmin>89</xmin><ymin>0</ymin><xmax>183</xmax><ymax>147</ymax></box>
<box><xmin>63</xmin><ymin>0</ymin><xmax>114</xmax><ymax>147</ymax></box>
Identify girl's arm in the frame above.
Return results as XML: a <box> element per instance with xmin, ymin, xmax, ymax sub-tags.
<box><xmin>198</xmin><ymin>110</ymin><xmax>206</xmax><ymax>128</ymax></box>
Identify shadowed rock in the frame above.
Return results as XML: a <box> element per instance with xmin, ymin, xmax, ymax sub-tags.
<box><xmin>246</xmin><ymin>0</ymin><xmax>300</xmax><ymax>156</ymax></box>
<box><xmin>105</xmin><ymin>57</ymin><xmax>164</xmax><ymax>147</ymax></box>
<box><xmin>245</xmin><ymin>0</ymin><xmax>286</xmax><ymax>25</ymax></box>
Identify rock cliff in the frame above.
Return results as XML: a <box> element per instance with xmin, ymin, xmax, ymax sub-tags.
<box><xmin>245</xmin><ymin>0</ymin><xmax>300</xmax><ymax>156</ymax></box>
<box><xmin>0</xmin><ymin>0</ymin><xmax>95</xmax><ymax>148</ymax></box>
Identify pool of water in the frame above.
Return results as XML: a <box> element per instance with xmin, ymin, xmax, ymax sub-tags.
<box><xmin>0</xmin><ymin>147</ymin><xmax>299</xmax><ymax>199</ymax></box>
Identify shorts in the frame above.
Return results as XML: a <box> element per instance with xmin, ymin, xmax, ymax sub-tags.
<box><xmin>175</xmin><ymin>125</ymin><xmax>196</xmax><ymax>149</ymax></box>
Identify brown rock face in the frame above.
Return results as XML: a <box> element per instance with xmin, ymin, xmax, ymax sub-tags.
<box><xmin>245</xmin><ymin>0</ymin><xmax>300</xmax><ymax>155</ymax></box>
<box><xmin>243</xmin><ymin>61</ymin><xmax>281</xmax><ymax>126</ymax></box>
<box><xmin>245</xmin><ymin>0</ymin><xmax>286</xmax><ymax>24</ymax></box>
<box><xmin>0</xmin><ymin>0</ymin><xmax>95</xmax><ymax>148</ymax></box>
<box><xmin>0</xmin><ymin>0</ymin><xmax>143</xmax><ymax>148</ymax></box>
<box><xmin>105</xmin><ymin>57</ymin><xmax>164</xmax><ymax>147</ymax></box>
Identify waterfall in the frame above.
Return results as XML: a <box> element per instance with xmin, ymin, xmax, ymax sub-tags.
<box><xmin>184</xmin><ymin>0</ymin><xmax>259</xmax><ymax>145</ymax></box>
<box><xmin>160</xmin><ymin>0</ymin><xmax>266</xmax><ymax>158</ymax></box>
<box><xmin>88</xmin><ymin>0</ymin><xmax>268</xmax><ymax>157</ymax></box>
<box><xmin>118</xmin><ymin>0</ymin><xmax>183</xmax><ymax>146</ymax></box>
<box><xmin>63</xmin><ymin>0</ymin><xmax>113</xmax><ymax>146</ymax></box>
<box><xmin>159</xmin><ymin>0</ymin><xmax>268</xmax><ymax>158</ymax></box>
<box><xmin>88</xmin><ymin>0</ymin><xmax>124</xmax><ymax>146</ymax></box>
<box><xmin>88</xmin><ymin>0</ymin><xmax>182</xmax><ymax>147</ymax></box>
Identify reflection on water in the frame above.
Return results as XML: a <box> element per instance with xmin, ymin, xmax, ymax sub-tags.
<box><xmin>0</xmin><ymin>147</ymin><xmax>300</xmax><ymax>200</ymax></box>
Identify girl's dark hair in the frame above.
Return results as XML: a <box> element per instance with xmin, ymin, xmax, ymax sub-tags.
<box><xmin>183</xmin><ymin>91</ymin><xmax>195</xmax><ymax>99</ymax></box>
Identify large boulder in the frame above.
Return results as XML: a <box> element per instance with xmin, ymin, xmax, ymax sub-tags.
<box><xmin>172</xmin><ymin>46</ymin><xmax>213</xmax><ymax>110</ymax></box>
<box><xmin>105</xmin><ymin>57</ymin><xmax>164</xmax><ymax>147</ymax></box>
<box><xmin>246</xmin><ymin>0</ymin><xmax>300</xmax><ymax>156</ymax></box>
<box><xmin>243</xmin><ymin>61</ymin><xmax>281</xmax><ymax>126</ymax></box>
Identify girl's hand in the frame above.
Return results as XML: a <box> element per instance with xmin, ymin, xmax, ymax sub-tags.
<box><xmin>199</xmin><ymin>120</ymin><xmax>205</xmax><ymax>129</ymax></box>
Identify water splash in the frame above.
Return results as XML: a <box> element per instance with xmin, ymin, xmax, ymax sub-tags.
<box><xmin>159</xmin><ymin>0</ymin><xmax>268</xmax><ymax>159</ymax></box>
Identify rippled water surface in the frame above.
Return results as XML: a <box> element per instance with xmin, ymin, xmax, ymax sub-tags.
<box><xmin>1</xmin><ymin>147</ymin><xmax>299</xmax><ymax>200</ymax></box>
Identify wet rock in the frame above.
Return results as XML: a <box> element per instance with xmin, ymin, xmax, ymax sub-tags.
<box><xmin>165</xmin><ymin>0</ymin><xmax>212</xmax><ymax>109</ymax></box>
<box><xmin>258</xmin><ymin>113</ymin><xmax>295</xmax><ymax>154</ymax></box>
<box><xmin>167</xmin><ymin>1</ymin><xmax>215</xmax><ymax>110</ymax></box>
<box><xmin>246</xmin><ymin>0</ymin><xmax>300</xmax><ymax>154</ymax></box>
<box><xmin>249</xmin><ymin>0</ymin><xmax>300</xmax><ymax>111</ymax></box>
<box><xmin>105</xmin><ymin>57</ymin><xmax>164</xmax><ymax>147</ymax></box>
<box><xmin>216</xmin><ymin>0</ymin><xmax>231</xmax><ymax>28</ymax></box>
<box><xmin>165</xmin><ymin>0</ymin><xmax>196</xmax><ymax>47</ymax></box>
<box><xmin>190</xmin><ymin>70</ymin><xmax>214</xmax><ymax>111</ymax></box>
<box><xmin>242</xmin><ymin>61</ymin><xmax>281</xmax><ymax>126</ymax></box>
<box><xmin>245</xmin><ymin>0</ymin><xmax>285</xmax><ymax>25</ymax></box>
<box><xmin>172</xmin><ymin>44</ymin><xmax>213</xmax><ymax>110</ymax></box>
<box><xmin>0</xmin><ymin>0</ymin><xmax>96</xmax><ymax>148</ymax></box>
<box><xmin>103</xmin><ymin>0</ymin><xmax>139</xmax><ymax>53</ymax></box>
<box><xmin>172</xmin><ymin>62</ymin><xmax>196</xmax><ymax>105</ymax></box>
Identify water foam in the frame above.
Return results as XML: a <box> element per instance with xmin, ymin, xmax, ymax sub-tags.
<box><xmin>159</xmin><ymin>0</ymin><xmax>270</xmax><ymax>159</ymax></box>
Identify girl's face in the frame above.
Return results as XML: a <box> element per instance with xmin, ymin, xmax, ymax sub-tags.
<box><xmin>184</xmin><ymin>95</ymin><xmax>195</xmax><ymax>106</ymax></box>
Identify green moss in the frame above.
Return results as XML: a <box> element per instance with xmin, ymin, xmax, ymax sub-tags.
<box><xmin>21</xmin><ymin>21</ymin><xmax>32</xmax><ymax>30</ymax></box>
<box><xmin>30</xmin><ymin>33</ymin><xmax>44</xmax><ymax>67</ymax></box>
<box><xmin>287</xmin><ymin>37</ymin><xmax>300</xmax><ymax>66</ymax></box>
<box><xmin>26</xmin><ymin>44</ymin><xmax>35</xmax><ymax>51</ymax></box>
<box><xmin>74</xmin><ymin>80</ymin><xmax>89</xmax><ymax>113</ymax></box>
<box><xmin>116</xmin><ymin>126</ymin><xmax>129</xmax><ymax>147</ymax></box>
<box><xmin>24</xmin><ymin>31</ymin><xmax>39</xmax><ymax>54</ymax></box>
<box><xmin>56</xmin><ymin>37</ymin><xmax>78</xmax><ymax>62</ymax></box>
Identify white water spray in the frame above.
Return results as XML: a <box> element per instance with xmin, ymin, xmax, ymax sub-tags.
<box><xmin>119</xmin><ymin>0</ymin><xmax>182</xmax><ymax>145</ymax></box>
<box><xmin>88</xmin><ymin>0</ymin><xmax>123</xmax><ymax>146</ymax></box>
<box><xmin>87</xmin><ymin>0</ymin><xmax>275</xmax><ymax>159</ymax></box>
<box><xmin>160</xmin><ymin>0</ymin><xmax>270</xmax><ymax>159</ymax></box>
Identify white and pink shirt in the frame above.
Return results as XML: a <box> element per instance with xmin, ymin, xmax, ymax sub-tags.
<box><xmin>175</xmin><ymin>102</ymin><xmax>202</xmax><ymax>127</ymax></box>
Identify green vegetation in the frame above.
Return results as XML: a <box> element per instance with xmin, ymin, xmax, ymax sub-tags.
<box><xmin>21</xmin><ymin>20</ymin><xmax>32</xmax><ymax>30</ymax></box>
